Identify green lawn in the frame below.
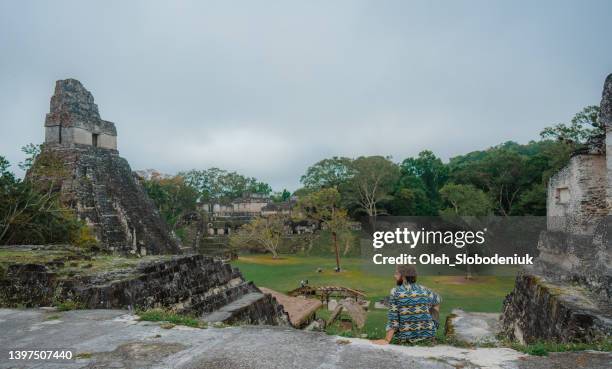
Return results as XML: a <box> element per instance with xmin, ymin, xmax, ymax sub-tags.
<box><xmin>232</xmin><ymin>254</ymin><xmax>516</xmax><ymax>339</ymax></box>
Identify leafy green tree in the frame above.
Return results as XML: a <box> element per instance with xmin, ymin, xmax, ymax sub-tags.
<box><xmin>401</xmin><ymin>151</ymin><xmax>448</xmax><ymax>201</ymax></box>
<box><xmin>439</xmin><ymin>183</ymin><xmax>491</xmax><ymax>216</ymax></box>
<box><xmin>451</xmin><ymin>148</ymin><xmax>528</xmax><ymax>216</ymax></box>
<box><xmin>181</xmin><ymin>168</ymin><xmax>271</xmax><ymax>202</ymax></box>
<box><xmin>448</xmin><ymin>140</ymin><xmax>574</xmax><ymax>216</ymax></box>
<box><xmin>0</xmin><ymin>155</ymin><xmax>82</xmax><ymax>245</ymax></box>
<box><xmin>142</xmin><ymin>175</ymin><xmax>199</xmax><ymax>228</ymax></box>
<box><xmin>345</xmin><ymin>156</ymin><xmax>399</xmax><ymax>227</ymax></box>
<box><xmin>18</xmin><ymin>143</ymin><xmax>42</xmax><ymax>171</ymax></box>
<box><xmin>394</xmin><ymin>151</ymin><xmax>448</xmax><ymax>215</ymax></box>
<box><xmin>540</xmin><ymin>105</ymin><xmax>602</xmax><ymax>144</ymax></box>
<box><xmin>387</xmin><ymin>186</ymin><xmax>430</xmax><ymax>215</ymax></box>
<box><xmin>300</xmin><ymin>157</ymin><xmax>354</xmax><ymax>189</ymax></box>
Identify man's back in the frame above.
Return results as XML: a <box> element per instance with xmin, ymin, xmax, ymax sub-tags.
<box><xmin>386</xmin><ymin>283</ymin><xmax>441</xmax><ymax>343</ymax></box>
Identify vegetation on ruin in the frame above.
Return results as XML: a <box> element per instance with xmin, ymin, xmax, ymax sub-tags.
<box><xmin>0</xmin><ymin>147</ymin><xmax>93</xmax><ymax>246</ymax></box>
<box><xmin>0</xmin><ymin>246</ymin><xmax>175</xmax><ymax>282</ymax></box>
<box><xmin>509</xmin><ymin>339</ymin><xmax>612</xmax><ymax>356</ymax></box>
<box><xmin>137</xmin><ymin>308</ymin><xmax>206</xmax><ymax>328</ymax></box>
<box><xmin>55</xmin><ymin>299</ymin><xmax>84</xmax><ymax>311</ymax></box>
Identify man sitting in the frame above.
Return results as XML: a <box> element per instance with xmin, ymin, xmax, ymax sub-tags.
<box><xmin>373</xmin><ymin>265</ymin><xmax>441</xmax><ymax>345</ymax></box>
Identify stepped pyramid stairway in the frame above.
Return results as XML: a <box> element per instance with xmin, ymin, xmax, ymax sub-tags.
<box><xmin>80</xmin><ymin>254</ymin><xmax>288</xmax><ymax>325</ymax></box>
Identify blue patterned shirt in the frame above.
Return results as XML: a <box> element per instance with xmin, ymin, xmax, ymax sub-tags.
<box><xmin>385</xmin><ymin>283</ymin><xmax>441</xmax><ymax>343</ymax></box>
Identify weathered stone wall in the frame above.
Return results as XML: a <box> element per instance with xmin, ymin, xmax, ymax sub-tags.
<box><xmin>546</xmin><ymin>154</ymin><xmax>607</xmax><ymax>235</ymax></box>
<box><xmin>46</xmin><ymin>126</ymin><xmax>116</xmax><ymax>149</ymax></box>
<box><xmin>602</xmin><ymin>74</ymin><xmax>612</xmax><ymax>212</ymax></box>
<box><xmin>501</xmin><ymin>273</ymin><xmax>611</xmax><ymax>344</ymax></box>
<box><xmin>536</xmin><ymin>228</ymin><xmax>612</xmax><ymax>301</ymax></box>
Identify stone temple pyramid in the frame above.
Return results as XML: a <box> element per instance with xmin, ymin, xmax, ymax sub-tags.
<box><xmin>5</xmin><ymin>79</ymin><xmax>289</xmax><ymax>326</ymax></box>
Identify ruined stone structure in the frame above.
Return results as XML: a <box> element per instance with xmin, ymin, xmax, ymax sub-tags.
<box><xmin>44</xmin><ymin>79</ymin><xmax>117</xmax><ymax>150</ymax></box>
<box><xmin>501</xmin><ymin>75</ymin><xmax>612</xmax><ymax>344</ymax></box>
<box><xmin>0</xmin><ymin>245</ymin><xmax>288</xmax><ymax>326</ymax></box>
<box><xmin>29</xmin><ymin>79</ymin><xmax>179</xmax><ymax>255</ymax></box>
<box><xmin>175</xmin><ymin>194</ymin><xmax>317</xmax><ymax>257</ymax></box>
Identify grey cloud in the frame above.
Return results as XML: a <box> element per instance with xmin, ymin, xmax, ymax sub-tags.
<box><xmin>1</xmin><ymin>0</ymin><xmax>611</xmax><ymax>190</ymax></box>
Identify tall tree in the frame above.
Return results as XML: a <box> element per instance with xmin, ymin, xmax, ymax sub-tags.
<box><xmin>229</xmin><ymin>214</ymin><xmax>287</xmax><ymax>258</ymax></box>
<box><xmin>346</xmin><ymin>156</ymin><xmax>399</xmax><ymax>227</ymax></box>
<box><xmin>142</xmin><ymin>175</ymin><xmax>199</xmax><ymax>228</ymax></box>
<box><xmin>395</xmin><ymin>151</ymin><xmax>448</xmax><ymax>215</ymax></box>
<box><xmin>439</xmin><ymin>183</ymin><xmax>491</xmax><ymax>216</ymax></box>
<box><xmin>295</xmin><ymin>187</ymin><xmax>349</xmax><ymax>271</ymax></box>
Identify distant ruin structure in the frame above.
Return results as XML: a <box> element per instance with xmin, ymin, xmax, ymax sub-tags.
<box><xmin>29</xmin><ymin>79</ymin><xmax>179</xmax><ymax>255</ymax></box>
<box><xmin>177</xmin><ymin>194</ymin><xmax>318</xmax><ymax>256</ymax></box>
<box><xmin>501</xmin><ymin>74</ymin><xmax>612</xmax><ymax>344</ymax></box>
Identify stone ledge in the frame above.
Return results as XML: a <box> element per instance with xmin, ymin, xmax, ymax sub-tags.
<box><xmin>501</xmin><ymin>272</ymin><xmax>612</xmax><ymax>344</ymax></box>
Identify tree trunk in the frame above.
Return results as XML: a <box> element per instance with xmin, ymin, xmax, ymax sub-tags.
<box><xmin>332</xmin><ymin>231</ymin><xmax>340</xmax><ymax>272</ymax></box>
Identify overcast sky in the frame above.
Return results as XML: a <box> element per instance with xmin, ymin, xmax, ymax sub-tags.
<box><xmin>1</xmin><ymin>0</ymin><xmax>611</xmax><ymax>191</ymax></box>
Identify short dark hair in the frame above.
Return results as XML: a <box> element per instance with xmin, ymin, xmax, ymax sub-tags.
<box><xmin>396</xmin><ymin>265</ymin><xmax>417</xmax><ymax>284</ymax></box>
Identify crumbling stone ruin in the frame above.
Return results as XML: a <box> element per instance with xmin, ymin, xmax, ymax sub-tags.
<box><xmin>28</xmin><ymin>79</ymin><xmax>179</xmax><ymax>255</ymax></box>
<box><xmin>501</xmin><ymin>74</ymin><xmax>612</xmax><ymax>344</ymax></box>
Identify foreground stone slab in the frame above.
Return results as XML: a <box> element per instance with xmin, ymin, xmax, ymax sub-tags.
<box><xmin>1</xmin><ymin>308</ymin><xmax>609</xmax><ymax>369</ymax></box>
<box><xmin>445</xmin><ymin>309</ymin><xmax>501</xmax><ymax>345</ymax></box>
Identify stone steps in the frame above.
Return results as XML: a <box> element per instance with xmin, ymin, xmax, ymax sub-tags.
<box><xmin>201</xmin><ymin>291</ymin><xmax>289</xmax><ymax>325</ymax></box>
<box><xmin>201</xmin><ymin>292</ymin><xmax>266</xmax><ymax>323</ymax></box>
<box><xmin>186</xmin><ymin>279</ymin><xmax>255</xmax><ymax>314</ymax></box>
